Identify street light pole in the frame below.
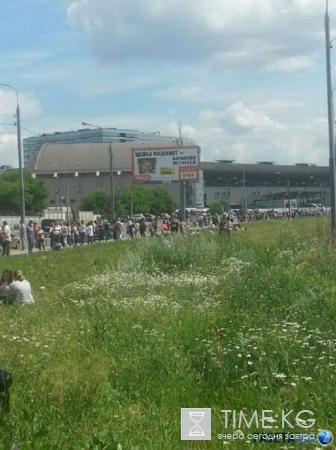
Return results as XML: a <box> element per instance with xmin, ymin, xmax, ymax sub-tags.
<box><xmin>235</xmin><ymin>165</ymin><xmax>247</xmax><ymax>221</ymax></box>
<box><xmin>0</xmin><ymin>84</ymin><xmax>25</xmax><ymax>223</ymax></box>
<box><xmin>277</xmin><ymin>172</ymin><xmax>290</xmax><ymax>216</ymax></box>
<box><xmin>325</xmin><ymin>1</ymin><xmax>336</xmax><ymax>232</ymax></box>
<box><xmin>117</xmin><ymin>171</ymin><xmax>134</xmax><ymax>217</ymax></box>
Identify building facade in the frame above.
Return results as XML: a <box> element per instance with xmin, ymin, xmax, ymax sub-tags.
<box><xmin>23</xmin><ymin>127</ymin><xmax>195</xmax><ymax>165</ymax></box>
<box><xmin>27</xmin><ymin>143</ymin><xmax>330</xmax><ymax>217</ymax></box>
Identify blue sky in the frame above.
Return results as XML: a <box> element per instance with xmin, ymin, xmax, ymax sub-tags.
<box><xmin>1</xmin><ymin>0</ymin><xmax>335</xmax><ymax>167</ymax></box>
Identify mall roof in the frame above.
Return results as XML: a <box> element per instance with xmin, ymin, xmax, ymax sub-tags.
<box><xmin>29</xmin><ymin>141</ymin><xmax>180</xmax><ymax>174</ymax></box>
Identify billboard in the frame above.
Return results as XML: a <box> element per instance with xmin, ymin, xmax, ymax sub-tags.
<box><xmin>131</xmin><ymin>146</ymin><xmax>200</xmax><ymax>183</ymax></box>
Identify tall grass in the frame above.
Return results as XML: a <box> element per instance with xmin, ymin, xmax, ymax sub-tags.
<box><xmin>0</xmin><ymin>217</ymin><xmax>334</xmax><ymax>449</ymax></box>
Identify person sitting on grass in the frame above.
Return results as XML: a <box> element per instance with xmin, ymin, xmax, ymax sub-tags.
<box><xmin>0</xmin><ymin>269</ymin><xmax>13</xmax><ymax>304</ymax></box>
<box><xmin>0</xmin><ymin>368</ymin><xmax>13</xmax><ymax>413</ymax></box>
<box><xmin>7</xmin><ymin>270</ymin><xmax>34</xmax><ymax>305</ymax></box>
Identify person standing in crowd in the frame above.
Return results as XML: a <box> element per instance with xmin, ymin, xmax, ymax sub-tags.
<box><xmin>62</xmin><ymin>223</ymin><xmax>68</xmax><ymax>247</ymax></box>
<box><xmin>87</xmin><ymin>221</ymin><xmax>94</xmax><ymax>244</ymax></box>
<box><xmin>170</xmin><ymin>218</ymin><xmax>179</xmax><ymax>234</ymax></box>
<box><xmin>7</xmin><ymin>270</ymin><xmax>34</xmax><ymax>305</ymax></box>
<box><xmin>0</xmin><ymin>270</ymin><xmax>13</xmax><ymax>303</ymax></box>
<box><xmin>53</xmin><ymin>221</ymin><xmax>61</xmax><ymax>246</ymax></box>
<box><xmin>139</xmin><ymin>218</ymin><xmax>146</xmax><ymax>238</ymax></box>
<box><xmin>20</xmin><ymin>220</ymin><xmax>27</xmax><ymax>251</ymax></box>
<box><xmin>1</xmin><ymin>222</ymin><xmax>11</xmax><ymax>256</ymax></box>
<box><xmin>79</xmin><ymin>221</ymin><xmax>86</xmax><ymax>245</ymax></box>
<box><xmin>104</xmin><ymin>221</ymin><xmax>110</xmax><ymax>240</ymax></box>
<box><xmin>49</xmin><ymin>222</ymin><xmax>54</xmax><ymax>248</ymax></box>
<box><xmin>36</xmin><ymin>227</ymin><xmax>45</xmax><ymax>251</ymax></box>
<box><xmin>224</xmin><ymin>216</ymin><xmax>233</xmax><ymax>238</ymax></box>
<box><xmin>148</xmin><ymin>219</ymin><xmax>155</xmax><ymax>237</ymax></box>
<box><xmin>219</xmin><ymin>216</ymin><xmax>225</xmax><ymax>237</ymax></box>
<box><xmin>115</xmin><ymin>218</ymin><xmax>122</xmax><ymax>240</ymax></box>
<box><xmin>73</xmin><ymin>223</ymin><xmax>79</xmax><ymax>246</ymax></box>
<box><xmin>161</xmin><ymin>219</ymin><xmax>169</xmax><ymax>236</ymax></box>
<box><xmin>33</xmin><ymin>222</ymin><xmax>40</xmax><ymax>248</ymax></box>
<box><xmin>26</xmin><ymin>221</ymin><xmax>35</xmax><ymax>254</ymax></box>
<box><xmin>98</xmin><ymin>221</ymin><xmax>105</xmax><ymax>241</ymax></box>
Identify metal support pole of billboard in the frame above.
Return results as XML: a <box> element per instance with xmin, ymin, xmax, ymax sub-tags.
<box><xmin>65</xmin><ymin>172</ymin><xmax>69</xmax><ymax>222</ymax></box>
<box><xmin>325</xmin><ymin>1</ymin><xmax>336</xmax><ymax>233</ymax></box>
<box><xmin>181</xmin><ymin>182</ymin><xmax>186</xmax><ymax>221</ymax></box>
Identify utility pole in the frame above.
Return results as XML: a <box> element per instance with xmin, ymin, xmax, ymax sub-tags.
<box><xmin>325</xmin><ymin>0</ymin><xmax>336</xmax><ymax>232</ymax></box>
<box><xmin>109</xmin><ymin>142</ymin><xmax>115</xmax><ymax>222</ymax></box>
<box><xmin>178</xmin><ymin>121</ymin><xmax>186</xmax><ymax>221</ymax></box>
<box><xmin>287</xmin><ymin>177</ymin><xmax>291</xmax><ymax>217</ymax></box>
<box><xmin>0</xmin><ymin>84</ymin><xmax>25</xmax><ymax>223</ymax></box>
<box><xmin>16</xmin><ymin>103</ymin><xmax>25</xmax><ymax>224</ymax></box>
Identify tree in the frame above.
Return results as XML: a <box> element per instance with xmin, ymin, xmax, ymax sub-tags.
<box><xmin>208</xmin><ymin>200</ymin><xmax>229</xmax><ymax>215</ymax></box>
<box><xmin>80</xmin><ymin>189</ymin><xmax>111</xmax><ymax>218</ymax></box>
<box><xmin>116</xmin><ymin>185</ymin><xmax>176</xmax><ymax>216</ymax></box>
<box><xmin>0</xmin><ymin>169</ymin><xmax>49</xmax><ymax>215</ymax></box>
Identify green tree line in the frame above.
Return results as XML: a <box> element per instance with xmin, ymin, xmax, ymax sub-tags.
<box><xmin>0</xmin><ymin>169</ymin><xmax>49</xmax><ymax>215</ymax></box>
<box><xmin>80</xmin><ymin>185</ymin><xmax>176</xmax><ymax>219</ymax></box>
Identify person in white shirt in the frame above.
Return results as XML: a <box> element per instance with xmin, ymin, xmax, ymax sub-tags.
<box><xmin>87</xmin><ymin>222</ymin><xmax>94</xmax><ymax>244</ymax></box>
<box><xmin>79</xmin><ymin>221</ymin><xmax>86</xmax><ymax>245</ymax></box>
<box><xmin>1</xmin><ymin>222</ymin><xmax>11</xmax><ymax>256</ymax></box>
<box><xmin>53</xmin><ymin>222</ymin><xmax>61</xmax><ymax>245</ymax></box>
<box><xmin>62</xmin><ymin>224</ymin><xmax>68</xmax><ymax>247</ymax></box>
<box><xmin>7</xmin><ymin>270</ymin><xmax>34</xmax><ymax>305</ymax></box>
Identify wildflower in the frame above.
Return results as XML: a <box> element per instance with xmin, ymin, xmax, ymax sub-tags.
<box><xmin>273</xmin><ymin>373</ymin><xmax>287</xmax><ymax>379</ymax></box>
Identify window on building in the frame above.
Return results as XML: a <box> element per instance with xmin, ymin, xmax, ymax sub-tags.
<box><xmin>215</xmin><ymin>192</ymin><xmax>220</xmax><ymax>198</ymax></box>
<box><xmin>49</xmin><ymin>200</ymin><xmax>55</xmax><ymax>205</ymax></box>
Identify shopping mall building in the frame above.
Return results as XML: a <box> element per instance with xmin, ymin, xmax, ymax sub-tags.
<box><xmin>24</xmin><ymin>129</ymin><xmax>330</xmax><ymax>214</ymax></box>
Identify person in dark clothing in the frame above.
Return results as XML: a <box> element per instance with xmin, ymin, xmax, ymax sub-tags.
<box><xmin>219</xmin><ymin>216</ymin><xmax>225</xmax><ymax>237</ymax></box>
<box><xmin>139</xmin><ymin>219</ymin><xmax>147</xmax><ymax>237</ymax></box>
<box><xmin>98</xmin><ymin>222</ymin><xmax>105</xmax><ymax>241</ymax></box>
<box><xmin>170</xmin><ymin>220</ymin><xmax>179</xmax><ymax>233</ymax></box>
<box><xmin>0</xmin><ymin>368</ymin><xmax>13</xmax><ymax>413</ymax></box>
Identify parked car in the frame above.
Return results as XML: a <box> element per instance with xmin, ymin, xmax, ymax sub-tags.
<box><xmin>119</xmin><ymin>215</ymin><xmax>131</xmax><ymax>223</ymax></box>
<box><xmin>131</xmin><ymin>214</ymin><xmax>145</xmax><ymax>222</ymax></box>
<box><xmin>144</xmin><ymin>214</ymin><xmax>155</xmax><ymax>222</ymax></box>
<box><xmin>160</xmin><ymin>213</ymin><xmax>171</xmax><ymax>219</ymax></box>
<box><xmin>41</xmin><ymin>218</ymin><xmax>63</xmax><ymax>235</ymax></box>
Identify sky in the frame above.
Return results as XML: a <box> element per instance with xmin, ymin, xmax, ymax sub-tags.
<box><xmin>1</xmin><ymin>0</ymin><xmax>336</xmax><ymax>167</ymax></box>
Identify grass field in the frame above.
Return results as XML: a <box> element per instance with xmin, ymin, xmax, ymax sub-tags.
<box><xmin>0</xmin><ymin>218</ymin><xmax>335</xmax><ymax>449</ymax></box>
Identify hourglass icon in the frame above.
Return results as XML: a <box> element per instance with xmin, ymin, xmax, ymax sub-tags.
<box><xmin>189</xmin><ymin>411</ymin><xmax>205</xmax><ymax>437</ymax></box>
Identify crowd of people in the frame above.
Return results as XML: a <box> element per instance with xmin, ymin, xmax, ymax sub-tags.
<box><xmin>0</xmin><ymin>206</ymin><xmax>330</xmax><ymax>256</ymax></box>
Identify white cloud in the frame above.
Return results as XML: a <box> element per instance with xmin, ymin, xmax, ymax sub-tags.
<box><xmin>179</xmin><ymin>86</ymin><xmax>202</xmax><ymax>98</ymax></box>
<box><xmin>0</xmin><ymin>133</ymin><xmax>19</xmax><ymax>167</ymax></box>
<box><xmin>0</xmin><ymin>90</ymin><xmax>41</xmax><ymax>119</ymax></box>
<box><xmin>67</xmin><ymin>0</ymin><xmax>329</xmax><ymax>71</ymax></box>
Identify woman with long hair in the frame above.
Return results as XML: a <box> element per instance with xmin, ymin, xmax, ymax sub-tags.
<box><xmin>7</xmin><ymin>270</ymin><xmax>34</xmax><ymax>305</ymax></box>
<box><xmin>0</xmin><ymin>269</ymin><xmax>13</xmax><ymax>304</ymax></box>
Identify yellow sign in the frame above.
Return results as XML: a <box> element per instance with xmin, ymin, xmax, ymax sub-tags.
<box><xmin>160</xmin><ymin>167</ymin><xmax>175</xmax><ymax>175</ymax></box>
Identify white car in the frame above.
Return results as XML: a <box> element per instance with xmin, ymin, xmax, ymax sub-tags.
<box><xmin>132</xmin><ymin>214</ymin><xmax>145</xmax><ymax>222</ymax></box>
